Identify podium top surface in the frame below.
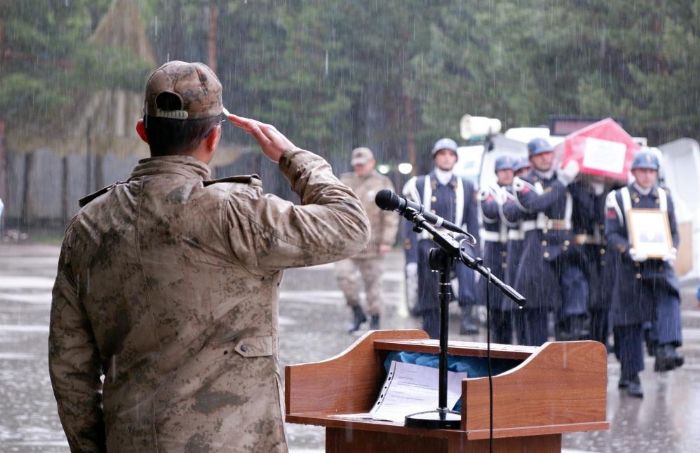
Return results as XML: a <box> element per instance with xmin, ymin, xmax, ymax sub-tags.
<box><xmin>373</xmin><ymin>339</ymin><xmax>538</xmax><ymax>360</ymax></box>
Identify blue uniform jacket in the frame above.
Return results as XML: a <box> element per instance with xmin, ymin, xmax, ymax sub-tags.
<box><xmin>480</xmin><ymin>185</ymin><xmax>510</xmax><ymax>310</ymax></box>
<box><xmin>508</xmin><ymin>170</ymin><xmax>574</xmax><ymax>310</ymax></box>
<box><xmin>605</xmin><ymin>183</ymin><xmax>680</xmax><ymax>325</ymax></box>
<box><xmin>402</xmin><ymin>171</ymin><xmax>481</xmax><ymax>310</ymax></box>
<box><xmin>569</xmin><ymin>181</ymin><xmax>614</xmax><ymax>311</ymax></box>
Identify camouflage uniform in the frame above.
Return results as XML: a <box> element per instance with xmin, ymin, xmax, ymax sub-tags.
<box><xmin>334</xmin><ymin>170</ymin><xmax>398</xmax><ymax>315</ymax></box>
<box><xmin>49</xmin><ymin>149</ymin><xmax>369</xmax><ymax>452</ymax></box>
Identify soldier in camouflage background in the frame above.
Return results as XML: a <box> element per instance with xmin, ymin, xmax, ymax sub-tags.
<box><xmin>48</xmin><ymin>61</ymin><xmax>370</xmax><ymax>452</ymax></box>
<box><xmin>334</xmin><ymin>147</ymin><xmax>399</xmax><ymax>332</ymax></box>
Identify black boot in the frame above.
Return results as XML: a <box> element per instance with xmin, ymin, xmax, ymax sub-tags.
<box><xmin>369</xmin><ymin>314</ymin><xmax>380</xmax><ymax>330</ymax></box>
<box><xmin>460</xmin><ymin>308</ymin><xmax>479</xmax><ymax>335</ymax></box>
<box><xmin>347</xmin><ymin>305</ymin><xmax>367</xmax><ymax>333</ymax></box>
<box><xmin>654</xmin><ymin>344</ymin><xmax>684</xmax><ymax>372</ymax></box>
<box><xmin>557</xmin><ymin>315</ymin><xmax>590</xmax><ymax>341</ymax></box>
<box><xmin>618</xmin><ymin>376</ymin><xmax>629</xmax><ymax>389</ymax></box>
<box><xmin>643</xmin><ymin>328</ymin><xmax>656</xmax><ymax>357</ymax></box>
<box><xmin>569</xmin><ymin>315</ymin><xmax>590</xmax><ymax>340</ymax></box>
<box><xmin>673</xmin><ymin>348</ymin><xmax>685</xmax><ymax>368</ymax></box>
<box><xmin>625</xmin><ymin>374</ymin><xmax>643</xmax><ymax>398</ymax></box>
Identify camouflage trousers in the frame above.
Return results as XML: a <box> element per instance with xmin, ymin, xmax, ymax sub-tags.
<box><xmin>334</xmin><ymin>257</ymin><xmax>385</xmax><ymax>315</ymax></box>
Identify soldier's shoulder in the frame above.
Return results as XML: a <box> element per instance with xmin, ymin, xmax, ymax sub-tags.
<box><xmin>79</xmin><ymin>182</ymin><xmax>125</xmax><ymax>207</ymax></box>
<box><xmin>459</xmin><ymin>176</ymin><xmax>476</xmax><ymax>190</ymax></box>
<box><xmin>203</xmin><ymin>174</ymin><xmax>263</xmax><ymax>195</ymax></box>
<box><xmin>373</xmin><ymin>172</ymin><xmax>393</xmax><ymax>185</ymax></box>
<box><xmin>512</xmin><ymin>176</ymin><xmax>534</xmax><ymax>193</ymax></box>
<box><xmin>339</xmin><ymin>172</ymin><xmax>355</xmax><ymax>184</ymax></box>
<box><xmin>203</xmin><ymin>174</ymin><xmax>262</xmax><ymax>187</ymax></box>
<box><xmin>605</xmin><ymin>188</ymin><xmax>622</xmax><ymax>205</ymax></box>
<box><xmin>519</xmin><ymin>172</ymin><xmax>536</xmax><ymax>183</ymax></box>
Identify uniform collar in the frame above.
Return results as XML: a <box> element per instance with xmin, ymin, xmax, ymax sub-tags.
<box><xmin>430</xmin><ymin>169</ymin><xmax>458</xmax><ymax>188</ymax></box>
<box><xmin>355</xmin><ymin>169</ymin><xmax>378</xmax><ymax>181</ymax></box>
<box><xmin>130</xmin><ymin>155</ymin><xmax>211</xmax><ymax>180</ymax></box>
<box><xmin>630</xmin><ymin>182</ymin><xmax>655</xmax><ymax>196</ymax></box>
<box><xmin>533</xmin><ymin>168</ymin><xmax>555</xmax><ymax>181</ymax></box>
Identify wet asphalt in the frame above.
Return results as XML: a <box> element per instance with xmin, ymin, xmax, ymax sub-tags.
<box><xmin>1</xmin><ymin>243</ymin><xmax>699</xmax><ymax>452</ymax></box>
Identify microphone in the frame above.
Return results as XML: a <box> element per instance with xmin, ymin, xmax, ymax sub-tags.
<box><xmin>375</xmin><ymin>189</ymin><xmax>474</xmax><ymax>241</ymax></box>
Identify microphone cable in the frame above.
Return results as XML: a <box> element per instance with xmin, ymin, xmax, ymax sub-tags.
<box><xmin>486</xmin><ymin>267</ymin><xmax>494</xmax><ymax>453</ymax></box>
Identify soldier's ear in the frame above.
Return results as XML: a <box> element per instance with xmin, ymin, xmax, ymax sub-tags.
<box><xmin>206</xmin><ymin>124</ymin><xmax>221</xmax><ymax>150</ymax></box>
<box><xmin>135</xmin><ymin>119</ymin><xmax>149</xmax><ymax>144</ymax></box>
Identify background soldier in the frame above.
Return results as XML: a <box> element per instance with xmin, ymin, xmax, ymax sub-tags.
<box><xmin>569</xmin><ymin>177</ymin><xmax>617</xmax><ymax>348</ymax></box>
<box><xmin>504</xmin><ymin>138</ymin><xmax>580</xmax><ymax>345</ymax></box>
<box><xmin>479</xmin><ymin>156</ymin><xmax>515</xmax><ymax>344</ymax></box>
<box><xmin>605</xmin><ymin>150</ymin><xmax>684</xmax><ymax>398</ymax></box>
<box><xmin>502</xmin><ymin>157</ymin><xmax>530</xmax><ymax>344</ymax></box>
<box><xmin>402</xmin><ymin>138</ymin><xmax>480</xmax><ymax>338</ymax></box>
<box><xmin>335</xmin><ymin>147</ymin><xmax>399</xmax><ymax>332</ymax></box>
<box><xmin>48</xmin><ymin>61</ymin><xmax>370</xmax><ymax>452</ymax></box>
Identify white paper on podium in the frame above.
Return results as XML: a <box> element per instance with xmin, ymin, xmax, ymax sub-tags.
<box><xmin>369</xmin><ymin>361</ymin><xmax>467</xmax><ymax>423</ymax></box>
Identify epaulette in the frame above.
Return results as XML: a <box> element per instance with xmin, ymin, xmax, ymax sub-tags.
<box><xmin>203</xmin><ymin>174</ymin><xmax>262</xmax><ymax>187</ymax></box>
<box><xmin>79</xmin><ymin>183</ymin><xmax>120</xmax><ymax>208</ymax></box>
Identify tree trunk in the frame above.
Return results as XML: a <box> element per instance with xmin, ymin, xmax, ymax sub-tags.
<box><xmin>0</xmin><ymin>120</ymin><xmax>7</xmax><ymax>207</ymax></box>
<box><xmin>21</xmin><ymin>152</ymin><xmax>34</xmax><ymax>227</ymax></box>
<box><xmin>95</xmin><ymin>154</ymin><xmax>104</xmax><ymax>190</ymax></box>
<box><xmin>207</xmin><ymin>1</ymin><xmax>218</xmax><ymax>73</ymax></box>
<box><xmin>62</xmin><ymin>156</ymin><xmax>69</xmax><ymax>227</ymax></box>
<box><xmin>404</xmin><ymin>95</ymin><xmax>417</xmax><ymax>176</ymax></box>
<box><xmin>86</xmin><ymin>119</ymin><xmax>92</xmax><ymax>194</ymax></box>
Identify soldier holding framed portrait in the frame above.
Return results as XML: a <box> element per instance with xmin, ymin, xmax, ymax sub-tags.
<box><xmin>605</xmin><ymin>150</ymin><xmax>684</xmax><ymax>398</ymax></box>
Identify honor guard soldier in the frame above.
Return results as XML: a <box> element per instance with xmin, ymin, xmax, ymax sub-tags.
<box><xmin>502</xmin><ymin>157</ymin><xmax>530</xmax><ymax>344</ymax></box>
<box><xmin>402</xmin><ymin>138</ymin><xmax>481</xmax><ymax>338</ymax></box>
<box><xmin>335</xmin><ymin>147</ymin><xmax>399</xmax><ymax>332</ymax></box>
<box><xmin>569</xmin><ymin>177</ymin><xmax>618</xmax><ymax>348</ymax></box>
<box><xmin>479</xmin><ymin>156</ymin><xmax>515</xmax><ymax>344</ymax></box>
<box><xmin>605</xmin><ymin>150</ymin><xmax>684</xmax><ymax>398</ymax></box>
<box><xmin>504</xmin><ymin>138</ymin><xmax>581</xmax><ymax>346</ymax></box>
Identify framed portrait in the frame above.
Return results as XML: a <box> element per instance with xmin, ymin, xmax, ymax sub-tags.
<box><xmin>626</xmin><ymin>209</ymin><xmax>672</xmax><ymax>259</ymax></box>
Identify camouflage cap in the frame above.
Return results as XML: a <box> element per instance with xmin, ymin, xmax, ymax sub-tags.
<box><xmin>144</xmin><ymin>61</ymin><xmax>223</xmax><ymax>120</ymax></box>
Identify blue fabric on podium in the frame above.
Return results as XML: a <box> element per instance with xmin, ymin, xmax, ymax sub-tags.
<box><xmin>383</xmin><ymin>351</ymin><xmax>521</xmax><ymax>411</ymax></box>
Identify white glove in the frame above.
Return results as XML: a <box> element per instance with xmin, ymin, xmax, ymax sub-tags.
<box><xmin>662</xmin><ymin>247</ymin><xmax>677</xmax><ymax>263</ymax></box>
<box><xmin>591</xmin><ymin>181</ymin><xmax>605</xmax><ymax>195</ymax></box>
<box><xmin>629</xmin><ymin>247</ymin><xmax>648</xmax><ymax>262</ymax></box>
<box><xmin>406</xmin><ymin>262</ymin><xmax>418</xmax><ymax>279</ymax></box>
<box><xmin>557</xmin><ymin>160</ymin><xmax>580</xmax><ymax>186</ymax></box>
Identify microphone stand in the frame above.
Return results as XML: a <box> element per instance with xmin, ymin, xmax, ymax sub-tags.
<box><xmin>402</xmin><ymin>207</ymin><xmax>526</xmax><ymax>430</ymax></box>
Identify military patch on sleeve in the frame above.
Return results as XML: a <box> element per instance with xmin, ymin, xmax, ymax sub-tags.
<box><xmin>203</xmin><ymin>174</ymin><xmax>262</xmax><ymax>187</ymax></box>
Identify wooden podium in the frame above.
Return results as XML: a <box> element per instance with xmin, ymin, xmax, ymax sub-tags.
<box><xmin>285</xmin><ymin>329</ymin><xmax>608</xmax><ymax>452</ymax></box>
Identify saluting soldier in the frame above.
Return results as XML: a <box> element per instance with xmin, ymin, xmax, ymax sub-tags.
<box><xmin>335</xmin><ymin>147</ymin><xmax>399</xmax><ymax>332</ymax></box>
<box><xmin>479</xmin><ymin>156</ymin><xmax>515</xmax><ymax>344</ymax></box>
<box><xmin>402</xmin><ymin>138</ymin><xmax>481</xmax><ymax>338</ymax></box>
<box><xmin>504</xmin><ymin>138</ymin><xmax>580</xmax><ymax>346</ymax></box>
<box><xmin>605</xmin><ymin>150</ymin><xmax>684</xmax><ymax>398</ymax></box>
<box><xmin>48</xmin><ymin>61</ymin><xmax>370</xmax><ymax>452</ymax></box>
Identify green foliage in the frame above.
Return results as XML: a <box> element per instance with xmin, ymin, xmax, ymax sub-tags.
<box><xmin>3</xmin><ymin>0</ymin><xmax>700</xmax><ymax>159</ymax></box>
<box><xmin>0</xmin><ymin>0</ymin><xmax>152</xmax><ymax>139</ymax></box>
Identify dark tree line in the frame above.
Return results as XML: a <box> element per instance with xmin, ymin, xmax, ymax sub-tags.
<box><xmin>2</xmin><ymin>0</ymin><xmax>699</xmax><ymax>180</ymax></box>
